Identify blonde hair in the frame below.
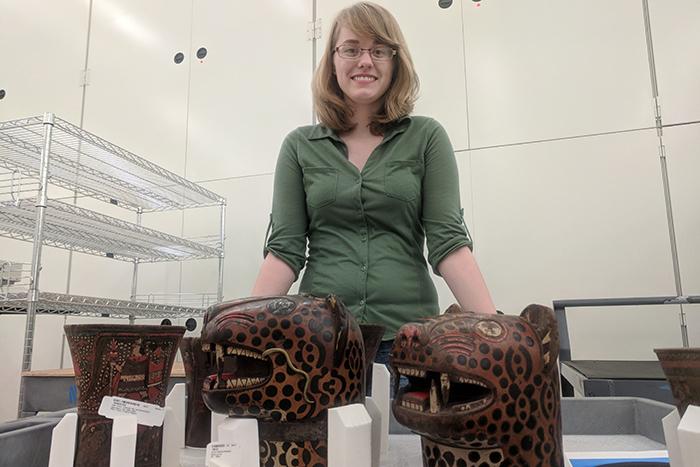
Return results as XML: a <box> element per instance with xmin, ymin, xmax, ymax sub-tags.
<box><xmin>312</xmin><ymin>2</ymin><xmax>419</xmax><ymax>134</ymax></box>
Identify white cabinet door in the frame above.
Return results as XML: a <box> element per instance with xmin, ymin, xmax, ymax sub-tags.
<box><xmin>0</xmin><ymin>0</ymin><xmax>88</xmax><ymax>121</ymax></box>
<box><xmin>81</xmin><ymin>0</ymin><xmax>192</xmax><ymax>173</ymax></box>
<box><xmin>181</xmin><ymin>176</ymin><xmax>274</xmax><ymax>301</ymax></box>
<box><xmin>463</xmin><ymin>0</ymin><xmax>653</xmax><ymax>148</ymax></box>
<box><xmin>185</xmin><ymin>0</ymin><xmax>313</xmax><ymax>181</ymax></box>
<box><xmin>661</xmin><ymin>122</ymin><xmax>700</xmax><ymax>347</ymax></box>
<box><xmin>663</xmin><ymin>123</ymin><xmax>700</xmax><ymax>295</ymax></box>
<box><xmin>74</xmin><ymin>0</ymin><xmax>193</xmax><ymax>300</ymax></box>
<box><xmin>470</xmin><ymin>128</ymin><xmax>680</xmax><ymax>358</ymax></box>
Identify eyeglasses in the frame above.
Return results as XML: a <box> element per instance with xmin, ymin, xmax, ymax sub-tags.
<box><xmin>334</xmin><ymin>44</ymin><xmax>397</xmax><ymax>61</ymax></box>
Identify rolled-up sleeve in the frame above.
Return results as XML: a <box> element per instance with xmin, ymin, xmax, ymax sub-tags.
<box><xmin>421</xmin><ymin>121</ymin><xmax>473</xmax><ymax>275</ymax></box>
<box><xmin>264</xmin><ymin>131</ymin><xmax>308</xmax><ymax>279</ymax></box>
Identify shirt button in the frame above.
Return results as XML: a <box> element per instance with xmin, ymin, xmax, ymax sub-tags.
<box><xmin>360</xmin><ymin>299</ymin><xmax>365</xmax><ymax>306</ymax></box>
<box><xmin>361</xmin><ymin>237</ymin><xmax>367</xmax><ymax>242</ymax></box>
<box><xmin>361</xmin><ymin>265</ymin><xmax>366</xmax><ymax>272</ymax></box>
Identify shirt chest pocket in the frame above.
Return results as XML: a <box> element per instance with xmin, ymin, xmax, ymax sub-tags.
<box><xmin>384</xmin><ymin>160</ymin><xmax>421</xmax><ymax>202</ymax></box>
<box><xmin>303</xmin><ymin>167</ymin><xmax>338</xmax><ymax>208</ymax></box>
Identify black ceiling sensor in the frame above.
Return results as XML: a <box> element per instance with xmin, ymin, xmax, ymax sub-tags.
<box><xmin>185</xmin><ymin>317</ymin><xmax>197</xmax><ymax>331</ymax></box>
<box><xmin>174</xmin><ymin>52</ymin><xmax>184</xmax><ymax>64</ymax></box>
<box><xmin>439</xmin><ymin>0</ymin><xmax>482</xmax><ymax>6</ymax></box>
<box><xmin>160</xmin><ymin>318</ymin><xmax>172</xmax><ymax>326</ymax></box>
<box><xmin>0</xmin><ymin>89</ymin><xmax>5</xmax><ymax>100</ymax></box>
<box><xmin>196</xmin><ymin>47</ymin><xmax>207</xmax><ymax>59</ymax></box>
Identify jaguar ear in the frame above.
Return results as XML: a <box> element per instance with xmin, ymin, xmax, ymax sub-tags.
<box><xmin>444</xmin><ymin>303</ymin><xmax>464</xmax><ymax>315</ymax></box>
<box><xmin>520</xmin><ymin>304</ymin><xmax>559</xmax><ymax>371</ymax></box>
<box><xmin>327</xmin><ymin>295</ymin><xmax>348</xmax><ymax>367</ymax></box>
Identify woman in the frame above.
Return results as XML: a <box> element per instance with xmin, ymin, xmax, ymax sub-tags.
<box><xmin>252</xmin><ymin>2</ymin><xmax>496</xmax><ymax>365</ymax></box>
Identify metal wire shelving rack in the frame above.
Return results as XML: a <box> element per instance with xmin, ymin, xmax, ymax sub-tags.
<box><xmin>0</xmin><ymin>198</ymin><xmax>221</xmax><ymax>261</ymax></box>
<box><xmin>0</xmin><ymin>113</ymin><xmax>227</xmax><ymax>412</ymax></box>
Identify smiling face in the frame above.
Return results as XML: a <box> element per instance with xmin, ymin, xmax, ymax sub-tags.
<box><xmin>332</xmin><ymin>26</ymin><xmax>394</xmax><ymax>113</ymax></box>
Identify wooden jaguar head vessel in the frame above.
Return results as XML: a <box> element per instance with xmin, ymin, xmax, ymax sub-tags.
<box><xmin>390</xmin><ymin>304</ymin><xmax>563</xmax><ymax>467</ymax></box>
<box><xmin>200</xmin><ymin>294</ymin><xmax>365</xmax><ymax>466</ymax></box>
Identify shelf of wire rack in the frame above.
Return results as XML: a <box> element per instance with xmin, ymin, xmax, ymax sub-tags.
<box><xmin>0</xmin><ymin>115</ymin><xmax>223</xmax><ymax>211</ymax></box>
<box><xmin>0</xmin><ymin>113</ymin><xmax>227</xmax><ymax>417</ymax></box>
<box><xmin>0</xmin><ymin>198</ymin><xmax>221</xmax><ymax>262</ymax></box>
<box><xmin>0</xmin><ymin>292</ymin><xmax>207</xmax><ymax>319</ymax></box>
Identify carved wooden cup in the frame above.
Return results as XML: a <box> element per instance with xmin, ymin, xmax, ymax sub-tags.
<box><xmin>64</xmin><ymin>324</ymin><xmax>184</xmax><ymax>467</ymax></box>
<box><xmin>655</xmin><ymin>347</ymin><xmax>700</xmax><ymax>417</ymax></box>
<box><xmin>179</xmin><ymin>336</ymin><xmax>215</xmax><ymax>448</ymax></box>
<box><xmin>359</xmin><ymin>323</ymin><xmax>386</xmax><ymax>393</ymax></box>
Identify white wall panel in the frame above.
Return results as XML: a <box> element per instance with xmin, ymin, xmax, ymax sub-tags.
<box><xmin>463</xmin><ymin>0</ymin><xmax>653</xmax><ymax>148</ymax></box>
<box><xmin>136</xmin><ymin>210</ymin><xmax>187</xmax><ymax>299</ymax></box>
<box><xmin>470</xmin><ymin>129</ymin><xmax>676</xmax><ymax>357</ymax></box>
<box><xmin>0</xmin><ymin>0</ymin><xmax>88</xmax><ymax>121</ymax></box>
<box><xmin>664</xmin><ymin>123</ymin><xmax>700</xmax><ymax>294</ymax></box>
<box><xmin>180</xmin><ymin>175</ymin><xmax>274</xmax><ymax>302</ymax></box>
<box><xmin>684</xmin><ymin>307</ymin><xmax>700</xmax><ymax>347</ymax></box>
<box><xmin>430</xmin><ymin>151</ymin><xmax>477</xmax><ymax>312</ymax></box>
<box><xmin>316</xmin><ymin>0</ymin><xmax>469</xmax><ymax>150</ymax></box>
<box><xmin>72</xmin><ymin>0</ymin><xmax>193</xmax><ymax>303</ymax></box>
<box><xmin>185</xmin><ymin>0</ymin><xmax>313</xmax><ymax>181</ymax></box>
<box><xmin>457</xmin><ymin>151</ymin><xmax>476</xmax><ymax>242</ymax></box>
<box><xmin>81</xmin><ymin>0</ymin><xmax>192</xmax><ymax>173</ymax></box>
<box><xmin>67</xmin><ymin>252</ymin><xmax>133</xmax><ymax>299</ymax></box>
<box><xmin>648</xmin><ymin>0</ymin><xmax>700</xmax><ymax>124</ymax></box>
<box><xmin>566</xmin><ymin>305</ymin><xmax>684</xmax><ymax>360</ymax></box>
<box><xmin>1</xmin><ymin>316</ymin><xmax>26</xmax><ymax>422</ymax></box>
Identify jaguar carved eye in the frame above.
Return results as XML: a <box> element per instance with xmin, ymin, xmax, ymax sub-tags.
<box><xmin>475</xmin><ymin>320</ymin><xmax>504</xmax><ymax>339</ymax></box>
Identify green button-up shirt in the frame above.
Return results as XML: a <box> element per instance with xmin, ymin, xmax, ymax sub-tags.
<box><xmin>265</xmin><ymin>116</ymin><xmax>472</xmax><ymax>339</ymax></box>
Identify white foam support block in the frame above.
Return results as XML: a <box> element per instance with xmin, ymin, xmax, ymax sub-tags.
<box><xmin>214</xmin><ymin>418</ymin><xmax>259</xmax><ymax>467</ymax></box>
<box><xmin>210</xmin><ymin>412</ymin><xmax>228</xmax><ymax>443</ymax></box>
<box><xmin>110</xmin><ymin>415</ymin><xmax>138</xmax><ymax>467</ymax></box>
<box><xmin>371</xmin><ymin>363</ymin><xmax>390</xmax><ymax>457</ymax></box>
<box><xmin>162</xmin><ymin>383</ymin><xmax>187</xmax><ymax>467</ymax></box>
<box><xmin>663</xmin><ymin>408</ymin><xmax>683</xmax><ymax>467</ymax></box>
<box><xmin>180</xmin><ymin>446</ymin><xmax>207</xmax><ymax>467</ymax></box>
<box><xmin>677</xmin><ymin>405</ymin><xmax>700</xmax><ymax>467</ymax></box>
<box><xmin>328</xmin><ymin>403</ymin><xmax>372</xmax><ymax>467</ymax></box>
<box><xmin>364</xmin><ymin>397</ymin><xmax>381</xmax><ymax>467</ymax></box>
<box><xmin>48</xmin><ymin>412</ymin><xmax>77</xmax><ymax>467</ymax></box>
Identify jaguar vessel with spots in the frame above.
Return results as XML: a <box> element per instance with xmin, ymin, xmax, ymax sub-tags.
<box><xmin>391</xmin><ymin>304</ymin><xmax>563</xmax><ymax>467</ymax></box>
<box><xmin>200</xmin><ymin>294</ymin><xmax>365</xmax><ymax>467</ymax></box>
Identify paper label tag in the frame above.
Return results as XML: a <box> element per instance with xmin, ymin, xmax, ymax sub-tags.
<box><xmin>98</xmin><ymin>396</ymin><xmax>165</xmax><ymax>427</ymax></box>
<box><xmin>206</xmin><ymin>442</ymin><xmax>241</xmax><ymax>466</ymax></box>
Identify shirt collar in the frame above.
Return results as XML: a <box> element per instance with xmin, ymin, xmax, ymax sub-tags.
<box><xmin>308</xmin><ymin>115</ymin><xmax>412</xmax><ymax>142</ymax></box>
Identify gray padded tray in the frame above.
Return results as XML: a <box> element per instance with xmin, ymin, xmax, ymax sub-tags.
<box><xmin>0</xmin><ymin>397</ymin><xmax>675</xmax><ymax>467</ymax></box>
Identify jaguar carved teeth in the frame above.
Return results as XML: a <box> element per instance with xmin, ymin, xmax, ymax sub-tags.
<box><xmin>401</xmin><ymin>400</ymin><xmax>425</xmax><ymax>412</ymax></box>
<box><xmin>224</xmin><ymin>377</ymin><xmax>265</xmax><ymax>389</ymax></box>
<box><xmin>429</xmin><ymin>380</ymin><xmax>440</xmax><ymax>414</ymax></box>
<box><xmin>226</xmin><ymin>346</ymin><xmax>265</xmax><ymax>360</ymax></box>
<box><xmin>457</xmin><ymin>376</ymin><xmax>487</xmax><ymax>387</ymax></box>
<box><xmin>440</xmin><ymin>373</ymin><xmax>450</xmax><ymax>404</ymax></box>
<box><xmin>398</xmin><ymin>367</ymin><xmax>427</xmax><ymax>377</ymax></box>
<box><xmin>454</xmin><ymin>397</ymin><xmax>491</xmax><ymax>412</ymax></box>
